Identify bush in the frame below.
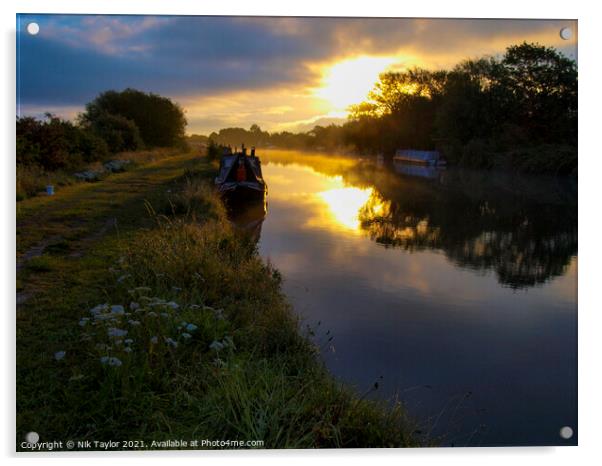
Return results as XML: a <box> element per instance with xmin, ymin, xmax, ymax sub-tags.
<box><xmin>17</xmin><ymin>115</ymin><xmax>109</xmax><ymax>171</ymax></box>
<box><xmin>84</xmin><ymin>111</ymin><xmax>143</xmax><ymax>153</ymax></box>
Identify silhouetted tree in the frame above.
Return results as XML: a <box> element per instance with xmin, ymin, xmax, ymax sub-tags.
<box><xmin>80</xmin><ymin>88</ymin><xmax>187</xmax><ymax>148</ymax></box>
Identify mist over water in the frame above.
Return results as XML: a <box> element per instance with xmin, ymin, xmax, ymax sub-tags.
<box><xmin>244</xmin><ymin>149</ymin><xmax>577</xmax><ymax>446</ymax></box>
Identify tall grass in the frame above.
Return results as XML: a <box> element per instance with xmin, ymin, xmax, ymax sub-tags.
<box><xmin>17</xmin><ymin>176</ymin><xmax>424</xmax><ymax>449</ymax></box>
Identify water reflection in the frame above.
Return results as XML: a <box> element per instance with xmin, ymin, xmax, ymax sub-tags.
<box><xmin>247</xmin><ymin>149</ymin><xmax>577</xmax><ymax>446</ymax></box>
<box><xmin>227</xmin><ymin>199</ymin><xmax>266</xmax><ymax>244</ymax></box>
<box><xmin>355</xmin><ymin>165</ymin><xmax>577</xmax><ymax>289</ymax></box>
<box><xmin>319</xmin><ymin>182</ymin><xmax>375</xmax><ymax>231</ymax></box>
<box><xmin>258</xmin><ymin>150</ymin><xmax>577</xmax><ymax>289</ymax></box>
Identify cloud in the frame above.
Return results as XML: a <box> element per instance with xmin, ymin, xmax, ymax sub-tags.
<box><xmin>16</xmin><ymin>15</ymin><xmax>577</xmax><ymax>132</ymax></box>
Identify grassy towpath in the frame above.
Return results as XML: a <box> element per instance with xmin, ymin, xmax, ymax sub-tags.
<box><xmin>16</xmin><ymin>152</ymin><xmax>423</xmax><ymax>450</ymax></box>
<box><xmin>17</xmin><ymin>151</ymin><xmax>203</xmax><ymax>264</ymax></box>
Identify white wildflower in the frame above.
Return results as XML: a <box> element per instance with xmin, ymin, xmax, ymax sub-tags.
<box><xmin>90</xmin><ymin>304</ymin><xmax>108</xmax><ymax>316</ymax></box>
<box><xmin>124</xmin><ymin>347</ymin><xmax>133</xmax><ymax>353</ymax></box>
<box><xmin>130</xmin><ymin>302</ymin><xmax>140</xmax><ymax>310</ymax></box>
<box><xmin>209</xmin><ymin>340</ymin><xmax>224</xmax><ymax>351</ymax></box>
<box><xmin>185</xmin><ymin>323</ymin><xmax>198</xmax><ymax>332</ymax></box>
<box><xmin>133</xmin><ymin>286</ymin><xmax>151</xmax><ymax>293</ymax></box>
<box><xmin>150</xmin><ymin>336</ymin><xmax>158</xmax><ymax>344</ymax></box>
<box><xmin>128</xmin><ymin>320</ymin><xmax>141</xmax><ymax>326</ymax></box>
<box><xmin>54</xmin><ymin>351</ymin><xmax>66</xmax><ymax>361</ymax></box>
<box><xmin>110</xmin><ymin>305</ymin><xmax>125</xmax><ymax>315</ymax></box>
<box><xmin>124</xmin><ymin>339</ymin><xmax>134</xmax><ymax>345</ymax></box>
<box><xmin>181</xmin><ymin>333</ymin><xmax>192</xmax><ymax>340</ymax></box>
<box><xmin>164</xmin><ymin>337</ymin><xmax>178</xmax><ymax>348</ymax></box>
<box><xmin>148</xmin><ymin>311</ymin><xmax>157</xmax><ymax>317</ymax></box>
<box><xmin>165</xmin><ymin>301</ymin><xmax>179</xmax><ymax>310</ymax></box>
<box><xmin>100</xmin><ymin>356</ymin><xmax>122</xmax><ymax>367</ymax></box>
<box><xmin>107</xmin><ymin>327</ymin><xmax>128</xmax><ymax>338</ymax></box>
<box><xmin>79</xmin><ymin>317</ymin><xmax>90</xmax><ymax>327</ymax></box>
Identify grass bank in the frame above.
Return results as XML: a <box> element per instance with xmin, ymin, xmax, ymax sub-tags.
<box><xmin>17</xmin><ymin>155</ymin><xmax>424</xmax><ymax>450</ymax></box>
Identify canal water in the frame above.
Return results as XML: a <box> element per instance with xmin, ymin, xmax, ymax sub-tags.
<box><xmin>246</xmin><ymin>149</ymin><xmax>577</xmax><ymax>446</ymax></box>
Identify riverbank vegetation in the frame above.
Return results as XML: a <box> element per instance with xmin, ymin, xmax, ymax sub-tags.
<box><xmin>17</xmin><ymin>156</ymin><xmax>423</xmax><ymax>449</ymax></box>
<box><xmin>17</xmin><ymin>89</ymin><xmax>189</xmax><ymax>200</ymax></box>
<box><xmin>199</xmin><ymin>43</ymin><xmax>576</xmax><ymax>175</ymax></box>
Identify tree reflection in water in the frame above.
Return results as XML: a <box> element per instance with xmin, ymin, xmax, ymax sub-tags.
<box><xmin>353</xmin><ymin>162</ymin><xmax>577</xmax><ymax>289</ymax></box>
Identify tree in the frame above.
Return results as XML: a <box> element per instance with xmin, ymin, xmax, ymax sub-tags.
<box><xmin>501</xmin><ymin>42</ymin><xmax>577</xmax><ymax>144</ymax></box>
<box><xmin>80</xmin><ymin>88</ymin><xmax>187</xmax><ymax>148</ymax></box>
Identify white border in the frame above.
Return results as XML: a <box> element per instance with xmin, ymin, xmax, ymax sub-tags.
<box><xmin>3</xmin><ymin>1</ymin><xmax>601</xmax><ymax>466</ymax></box>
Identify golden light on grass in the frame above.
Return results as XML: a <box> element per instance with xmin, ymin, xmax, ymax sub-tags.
<box><xmin>313</xmin><ymin>56</ymin><xmax>398</xmax><ymax>114</ymax></box>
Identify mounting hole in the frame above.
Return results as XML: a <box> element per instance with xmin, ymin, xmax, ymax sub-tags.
<box><xmin>559</xmin><ymin>426</ymin><xmax>573</xmax><ymax>439</ymax></box>
<box><xmin>26</xmin><ymin>22</ymin><xmax>40</xmax><ymax>35</ymax></box>
<box><xmin>560</xmin><ymin>27</ymin><xmax>572</xmax><ymax>40</ymax></box>
<box><xmin>25</xmin><ymin>431</ymin><xmax>39</xmax><ymax>443</ymax></box>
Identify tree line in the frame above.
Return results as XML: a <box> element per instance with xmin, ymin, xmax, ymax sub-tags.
<box><xmin>196</xmin><ymin>43</ymin><xmax>576</xmax><ymax>175</ymax></box>
<box><xmin>17</xmin><ymin>88</ymin><xmax>188</xmax><ymax>171</ymax></box>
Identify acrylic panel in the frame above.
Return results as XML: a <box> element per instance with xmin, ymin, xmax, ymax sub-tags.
<box><xmin>16</xmin><ymin>14</ymin><xmax>578</xmax><ymax>451</ymax></box>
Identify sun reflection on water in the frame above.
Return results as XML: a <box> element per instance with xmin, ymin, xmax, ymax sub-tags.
<box><xmin>318</xmin><ymin>186</ymin><xmax>373</xmax><ymax>231</ymax></box>
<box><xmin>316</xmin><ymin>175</ymin><xmax>389</xmax><ymax>232</ymax></box>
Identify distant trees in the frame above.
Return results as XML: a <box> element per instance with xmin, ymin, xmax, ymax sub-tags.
<box><xmin>79</xmin><ymin>88</ymin><xmax>188</xmax><ymax>149</ymax></box>
<box><xmin>206</xmin><ymin>123</ymin><xmax>349</xmax><ymax>152</ymax></box>
<box><xmin>197</xmin><ymin>44</ymin><xmax>576</xmax><ymax>174</ymax></box>
<box><xmin>209</xmin><ymin>125</ymin><xmax>270</xmax><ymax>148</ymax></box>
<box><xmin>343</xmin><ymin>42</ymin><xmax>577</xmax><ymax>173</ymax></box>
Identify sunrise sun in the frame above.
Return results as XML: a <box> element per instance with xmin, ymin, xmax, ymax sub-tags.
<box><xmin>313</xmin><ymin>55</ymin><xmax>398</xmax><ymax>115</ymax></box>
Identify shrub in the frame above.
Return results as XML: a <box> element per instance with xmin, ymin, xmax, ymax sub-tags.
<box><xmin>83</xmin><ymin>111</ymin><xmax>143</xmax><ymax>153</ymax></box>
<box><xmin>17</xmin><ymin>115</ymin><xmax>109</xmax><ymax>171</ymax></box>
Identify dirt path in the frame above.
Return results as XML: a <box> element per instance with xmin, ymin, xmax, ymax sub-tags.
<box><xmin>16</xmin><ymin>152</ymin><xmax>209</xmax><ymax>302</ymax></box>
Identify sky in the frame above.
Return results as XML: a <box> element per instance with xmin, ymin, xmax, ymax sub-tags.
<box><xmin>16</xmin><ymin>15</ymin><xmax>577</xmax><ymax>135</ymax></box>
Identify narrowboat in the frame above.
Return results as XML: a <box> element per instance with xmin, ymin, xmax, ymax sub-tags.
<box><xmin>214</xmin><ymin>145</ymin><xmax>267</xmax><ymax>203</ymax></box>
<box><xmin>393</xmin><ymin>149</ymin><xmax>447</xmax><ymax>167</ymax></box>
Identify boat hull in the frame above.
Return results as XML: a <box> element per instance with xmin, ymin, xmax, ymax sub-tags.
<box><xmin>218</xmin><ymin>182</ymin><xmax>267</xmax><ymax>206</ymax></box>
